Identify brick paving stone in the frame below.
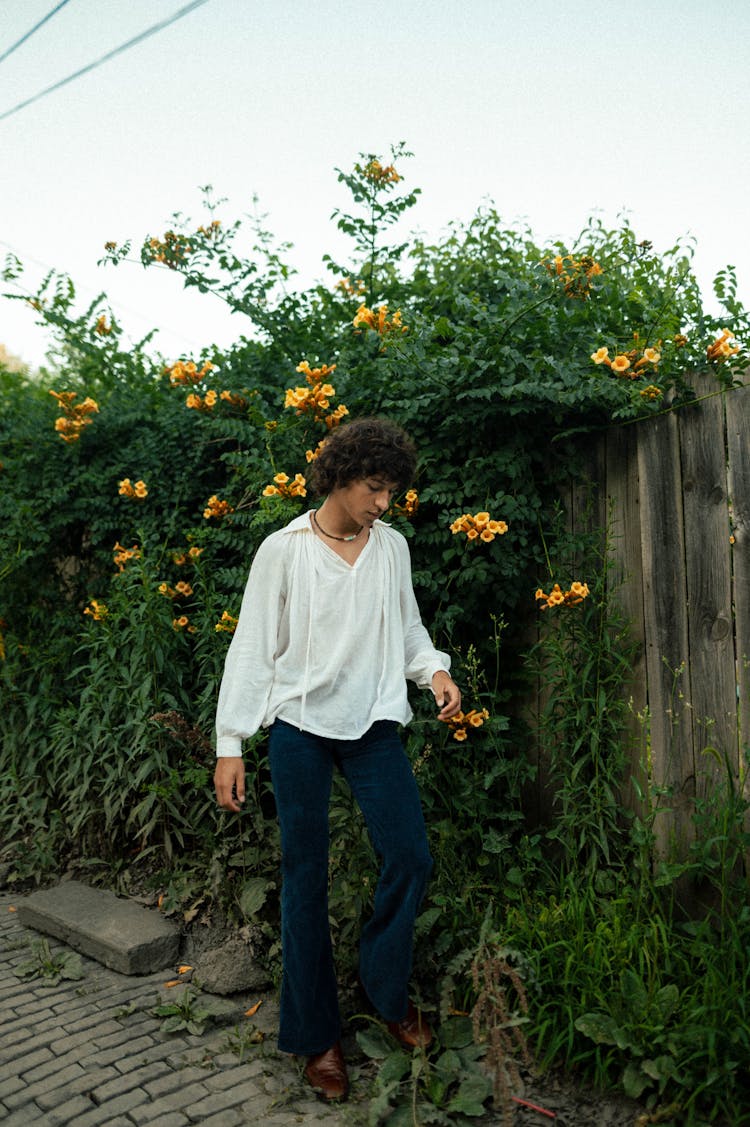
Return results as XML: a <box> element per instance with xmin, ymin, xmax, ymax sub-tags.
<box><xmin>24</xmin><ymin>1060</ymin><xmax>87</xmax><ymax>1096</ymax></box>
<box><xmin>0</xmin><ymin>980</ymin><xmax>37</xmax><ymax>1003</ymax></box>
<box><xmin>47</xmin><ymin>1026</ymin><xmax>118</xmax><ymax>1057</ymax></box>
<box><xmin>129</xmin><ymin>1099</ymin><xmax>199</xmax><ymax>1125</ymax></box>
<box><xmin>185</xmin><ymin>1074</ymin><xmax>285</xmax><ymax>1119</ymax></box>
<box><xmin>14</xmin><ymin>995</ymin><xmax>75</xmax><ymax>1019</ymax></box>
<box><xmin>228</xmin><ymin>1095</ymin><xmax>272</xmax><ymax>1121</ymax></box>
<box><xmin>262</xmin><ymin>1068</ymin><xmax>298</xmax><ymax>1096</ymax></box>
<box><xmin>60</xmin><ymin>1008</ymin><xmax>132</xmax><ymax>1036</ymax></box>
<box><xmin>144</xmin><ymin>1114</ymin><xmax>191</xmax><ymax>1127</ymax></box>
<box><xmin>43</xmin><ymin>1093</ymin><xmax>98</xmax><ymax>1124</ymax></box>
<box><xmin>0</xmin><ymin>1030</ymin><xmax>42</xmax><ymax>1063</ymax></box>
<box><xmin>16</xmin><ymin>1046</ymin><xmax>55</xmax><ymax>1076</ymax></box>
<box><xmin>203</xmin><ymin>1058</ymin><xmax>266</xmax><ymax>1087</ymax></box>
<box><xmin>6</xmin><ymin>1023</ymin><xmax>60</xmax><ymax>1049</ymax></box>
<box><xmin>47</xmin><ymin>995</ymin><xmax>109</xmax><ymax>1023</ymax></box>
<box><xmin>143</xmin><ymin>1065</ymin><xmax>215</xmax><ymax>1100</ymax></box>
<box><xmin>205</xmin><ymin>1052</ymin><xmax>243</xmax><ymax>1069</ymax></box>
<box><xmin>94</xmin><ymin>1034</ymin><xmax>157</xmax><ymax>1070</ymax></box>
<box><xmin>65</xmin><ymin>1088</ymin><xmax>147</xmax><ymax>1126</ymax></box>
<box><xmin>198</xmin><ymin>1111</ymin><xmax>247</xmax><ymax>1126</ymax></box>
<box><xmin>74</xmin><ymin>1119</ymin><xmax>136</xmax><ymax>1127</ymax></box>
<box><xmin>0</xmin><ymin>1107</ymin><xmax>47</xmax><ymax>1125</ymax></box>
<box><xmin>0</xmin><ymin>1074</ymin><xmax>27</xmax><ymax>1101</ymax></box>
<box><xmin>2</xmin><ymin>1087</ymin><xmax>40</xmax><ymax>1112</ymax></box>
<box><xmin>33</xmin><ymin>1066</ymin><xmax>122</xmax><ymax>1111</ymax></box>
<box><xmin>119</xmin><ymin>1010</ymin><xmax>165</xmax><ymax>1033</ymax></box>
<box><xmin>0</xmin><ymin>1013</ymin><xmax>58</xmax><ymax>1042</ymax></box>
<box><xmin>114</xmin><ymin>1039</ymin><xmax>182</xmax><ymax>1072</ymax></box>
<box><xmin>21</xmin><ymin>1052</ymin><xmax>86</xmax><ymax>1086</ymax></box>
<box><xmin>90</xmin><ymin>1021</ymin><xmax>156</xmax><ymax>1051</ymax></box>
<box><xmin>54</xmin><ymin>993</ymin><xmax>147</xmax><ymax>1023</ymax></box>
<box><xmin>262</xmin><ymin>1114</ymin><xmax>326</xmax><ymax>1127</ymax></box>
<box><xmin>79</xmin><ymin>1040</ymin><xmax>144</xmax><ymax>1071</ymax></box>
<box><xmin>94</xmin><ymin>1059</ymin><xmax>174</xmax><ymax>1102</ymax></box>
<box><xmin>127</xmin><ymin>1100</ymin><xmax>185</xmax><ymax>1126</ymax></box>
<box><xmin>163</xmin><ymin>1045</ymin><xmax>215</xmax><ymax>1067</ymax></box>
<box><xmin>22</xmin><ymin>980</ymin><xmax>76</xmax><ymax>1003</ymax></box>
<box><xmin>130</xmin><ymin>1079</ymin><xmax>213</xmax><ymax>1120</ymax></box>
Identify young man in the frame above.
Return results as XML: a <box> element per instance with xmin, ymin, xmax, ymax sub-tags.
<box><xmin>214</xmin><ymin>417</ymin><xmax>461</xmax><ymax>1101</ymax></box>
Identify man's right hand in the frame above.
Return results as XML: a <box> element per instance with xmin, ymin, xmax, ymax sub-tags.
<box><xmin>214</xmin><ymin>757</ymin><xmax>246</xmax><ymax>813</ymax></box>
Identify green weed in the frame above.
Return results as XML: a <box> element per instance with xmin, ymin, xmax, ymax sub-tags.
<box><xmin>15</xmin><ymin>937</ymin><xmax>84</xmax><ymax>986</ymax></box>
<box><xmin>153</xmin><ymin>986</ymin><xmax>214</xmax><ymax>1036</ymax></box>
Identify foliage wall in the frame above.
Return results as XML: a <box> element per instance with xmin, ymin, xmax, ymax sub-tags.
<box><xmin>2</xmin><ymin>148</ymin><xmax>749</xmax><ymax>1121</ymax></box>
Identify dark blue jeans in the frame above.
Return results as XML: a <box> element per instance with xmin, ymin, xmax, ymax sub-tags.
<box><xmin>268</xmin><ymin>718</ymin><xmax>433</xmax><ymax>1056</ymax></box>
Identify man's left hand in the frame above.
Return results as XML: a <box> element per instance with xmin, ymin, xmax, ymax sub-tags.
<box><xmin>431</xmin><ymin>671</ymin><xmax>461</xmax><ymax>720</ymax></box>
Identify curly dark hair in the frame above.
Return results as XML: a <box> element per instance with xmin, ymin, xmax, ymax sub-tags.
<box><xmin>307</xmin><ymin>417</ymin><xmax>417</xmax><ymax>497</ymax></box>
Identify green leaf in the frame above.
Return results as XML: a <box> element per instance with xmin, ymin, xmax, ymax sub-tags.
<box><xmin>620</xmin><ymin>966</ymin><xmax>648</xmax><ymax>1012</ymax></box>
<box><xmin>425</xmin><ymin>1072</ymin><xmax>449</xmax><ymax>1106</ymax></box>
<box><xmin>446</xmin><ymin>1072</ymin><xmax>493</xmax><ymax>1116</ymax></box>
<box><xmin>356</xmin><ymin>1026</ymin><xmax>393</xmax><ymax>1059</ymax></box>
<box><xmin>434</xmin><ymin>1048</ymin><xmax>464</xmax><ymax>1078</ymax></box>
<box><xmin>481</xmin><ymin>828</ymin><xmax>507</xmax><ymax>854</ymax></box>
<box><xmin>642</xmin><ymin>1054</ymin><xmax>679</xmax><ymax>1084</ymax></box>
<box><xmin>368</xmin><ymin>1080</ymin><xmax>400</xmax><ymax>1124</ymax></box>
<box><xmin>655</xmin><ymin>983</ymin><xmax>679</xmax><ymax>1022</ymax></box>
<box><xmin>239</xmin><ymin>877</ymin><xmax>272</xmax><ymax>918</ymax></box>
<box><xmin>622</xmin><ymin>1062</ymin><xmax>650</xmax><ymax>1099</ymax></box>
<box><xmin>153</xmin><ymin>1003</ymin><xmax>180</xmax><ymax>1017</ymax></box>
<box><xmin>438</xmin><ymin>1015</ymin><xmax>474</xmax><ymax>1048</ymax></box>
<box><xmin>378</xmin><ymin>1049</ymin><xmax>412</xmax><ymax>1084</ymax></box>
<box><xmin>387</xmin><ymin>1107</ymin><xmax>427</xmax><ymax>1127</ymax></box>
<box><xmin>575</xmin><ymin>1012</ymin><xmax>630</xmax><ymax>1050</ymax></box>
<box><xmin>59</xmin><ymin>953</ymin><xmax>84</xmax><ymax>980</ymax></box>
<box><xmin>415</xmin><ymin>905</ymin><xmax>443</xmax><ymax>935</ymax></box>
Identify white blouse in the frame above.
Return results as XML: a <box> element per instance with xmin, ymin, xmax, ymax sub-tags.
<box><xmin>215</xmin><ymin>510</ymin><xmax>450</xmax><ymax>756</ymax></box>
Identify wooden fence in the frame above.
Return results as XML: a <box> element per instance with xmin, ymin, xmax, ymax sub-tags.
<box><xmin>531</xmin><ymin>376</ymin><xmax>750</xmax><ymax>861</ymax></box>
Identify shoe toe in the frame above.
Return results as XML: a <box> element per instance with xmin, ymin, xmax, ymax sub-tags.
<box><xmin>387</xmin><ymin>1002</ymin><xmax>433</xmax><ymax>1049</ymax></box>
<box><xmin>304</xmin><ymin>1042</ymin><xmax>349</xmax><ymax>1101</ymax></box>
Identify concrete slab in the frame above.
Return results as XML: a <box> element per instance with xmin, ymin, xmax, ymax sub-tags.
<box><xmin>17</xmin><ymin>881</ymin><xmax>180</xmax><ymax>975</ymax></box>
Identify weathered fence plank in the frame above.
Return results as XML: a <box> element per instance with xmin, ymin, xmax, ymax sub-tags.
<box><xmin>605</xmin><ymin>423</ymin><xmax>647</xmax><ymax>810</ymax></box>
<box><xmin>635</xmin><ymin>408</ymin><xmax>694</xmax><ymax>855</ymax></box>
<box><xmin>726</xmin><ymin>383</ymin><xmax>750</xmax><ymax>768</ymax></box>
<box><xmin>678</xmin><ymin>376</ymin><xmax>737</xmax><ymax>789</ymax></box>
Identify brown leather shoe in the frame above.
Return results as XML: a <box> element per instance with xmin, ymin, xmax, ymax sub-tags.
<box><xmin>304</xmin><ymin>1041</ymin><xmax>349</xmax><ymax>1102</ymax></box>
<box><xmin>387</xmin><ymin>1001</ymin><xmax>433</xmax><ymax>1049</ymax></box>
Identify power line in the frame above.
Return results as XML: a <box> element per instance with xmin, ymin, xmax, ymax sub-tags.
<box><xmin>0</xmin><ymin>0</ymin><xmax>73</xmax><ymax>68</ymax></box>
<box><xmin>0</xmin><ymin>0</ymin><xmax>209</xmax><ymax>124</ymax></box>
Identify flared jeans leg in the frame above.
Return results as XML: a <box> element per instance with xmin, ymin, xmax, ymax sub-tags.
<box><xmin>268</xmin><ymin>719</ymin><xmax>433</xmax><ymax>1055</ymax></box>
<box><xmin>338</xmin><ymin>723</ymin><xmax>433</xmax><ymax>1023</ymax></box>
<box><xmin>269</xmin><ymin>721</ymin><xmax>338</xmax><ymax>1056</ymax></box>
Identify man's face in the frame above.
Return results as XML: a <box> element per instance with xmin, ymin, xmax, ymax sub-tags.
<box><xmin>335</xmin><ymin>476</ymin><xmax>399</xmax><ymax>527</ymax></box>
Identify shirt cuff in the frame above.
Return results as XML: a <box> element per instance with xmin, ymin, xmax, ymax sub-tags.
<box><xmin>416</xmin><ymin>660</ymin><xmax>451</xmax><ymax>690</ymax></box>
<box><xmin>216</xmin><ymin>736</ymin><xmax>243</xmax><ymax>757</ymax></box>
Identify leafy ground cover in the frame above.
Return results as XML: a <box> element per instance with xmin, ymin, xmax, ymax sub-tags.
<box><xmin>1</xmin><ymin>147</ymin><xmax>749</xmax><ymax>1124</ymax></box>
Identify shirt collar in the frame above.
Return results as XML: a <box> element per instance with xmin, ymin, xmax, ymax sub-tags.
<box><xmin>282</xmin><ymin>510</ymin><xmax>315</xmax><ymax>534</ymax></box>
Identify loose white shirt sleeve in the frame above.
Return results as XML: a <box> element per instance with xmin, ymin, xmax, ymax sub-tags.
<box><xmin>215</xmin><ymin>511</ymin><xmax>450</xmax><ymax>756</ymax></box>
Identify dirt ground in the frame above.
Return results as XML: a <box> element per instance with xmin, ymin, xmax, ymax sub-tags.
<box><xmin>512</xmin><ymin>1067</ymin><xmax>651</xmax><ymax>1126</ymax></box>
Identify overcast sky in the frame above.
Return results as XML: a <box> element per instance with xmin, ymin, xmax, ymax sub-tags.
<box><xmin>1</xmin><ymin>0</ymin><xmax>748</xmax><ymax>370</ymax></box>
